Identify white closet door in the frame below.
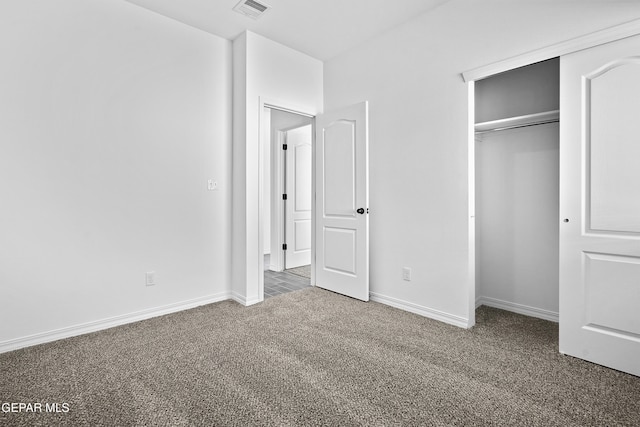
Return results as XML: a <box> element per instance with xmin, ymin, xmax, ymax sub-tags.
<box><xmin>560</xmin><ymin>34</ymin><xmax>640</xmax><ymax>376</ymax></box>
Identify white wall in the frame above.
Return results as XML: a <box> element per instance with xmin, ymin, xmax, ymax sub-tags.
<box><xmin>323</xmin><ymin>0</ymin><xmax>640</xmax><ymax>326</ymax></box>
<box><xmin>475</xmin><ymin>58</ymin><xmax>560</xmax><ymax>123</ymax></box>
<box><xmin>476</xmin><ymin>124</ymin><xmax>559</xmax><ymax>318</ymax></box>
<box><xmin>271</xmin><ymin>110</ymin><xmax>314</xmax><ymax>137</ymax></box>
<box><xmin>0</xmin><ymin>0</ymin><xmax>232</xmax><ymax>348</ymax></box>
<box><xmin>232</xmin><ymin>32</ymin><xmax>322</xmax><ymax>304</ymax></box>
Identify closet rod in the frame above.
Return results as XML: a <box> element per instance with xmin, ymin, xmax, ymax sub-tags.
<box><xmin>475</xmin><ymin>109</ymin><xmax>559</xmax><ymax>134</ymax></box>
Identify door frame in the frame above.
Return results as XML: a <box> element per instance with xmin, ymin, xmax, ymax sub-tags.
<box><xmin>268</xmin><ymin>127</ymin><xmax>286</xmax><ymax>272</ymax></box>
<box><xmin>464</xmin><ymin>19</ymin><xmax>640</xmax><ymax>327</ymax></box>
<box><xmin>258</xmin><ymin>97</ymin><xmax>316</xmax><ymax>300</ymax></box>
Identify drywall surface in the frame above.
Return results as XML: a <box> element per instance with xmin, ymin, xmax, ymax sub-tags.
<box><xmin>323</xmin><ymin>0</ymin><xmax>640</xmax><ymax>323</ymax></box>
<box><xmin>475</xmin><ymin>58</ymin><xmax>560</xmax><ymax>123</ymax></box>
<box><xmin>232</xmin><ymin>31</ymin><xmax>322</xmax><ymax>303</ymax></box>
<box><xmin>0</xmin><ymin>0</ymin><xmax>232</xmax><ymax>345</ymax></box>
<box><xmin>232</xmin><ymin>33</ymin><xmax>248</xmax><ymax>302</ymax></box>
<box><xmin>476</xmin><ymin>124</ymin><xmax>559</xmax><ymax>315</ymax></box>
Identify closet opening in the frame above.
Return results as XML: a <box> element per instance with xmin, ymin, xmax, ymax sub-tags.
<box><xmin>474</xmin><ymin>58</ymin><xmax>561</xmax><ymax>323</ymax></box>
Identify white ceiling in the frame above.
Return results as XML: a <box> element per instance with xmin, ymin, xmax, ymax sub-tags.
<box><xmin>125</xmin><ymin>0</ymin><xmax>452</xmax><ymax>60</ymax></box>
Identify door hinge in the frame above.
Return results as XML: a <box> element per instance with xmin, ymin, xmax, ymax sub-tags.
<box><xmin>282</xmin><ymin>194</ymin><xmax>287</xmax><ymax>200</ymax></box>
<box><xmin>282</xmin><ymin>244</ymin><xmax>287</xmax><ymax>250</ymax></box>
<box><xmin>283</xmin><ymin>143</ymin><xmax>288</xmax><ymax>150</ymax></box>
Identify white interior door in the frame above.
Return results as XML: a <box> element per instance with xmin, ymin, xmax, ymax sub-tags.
<box><xmin>284</xmin><ymin>125</ymin><xmax>312</xmax><ymax>269</ymax></box>
<box><xmin>560</xmin><ymin>34</ymin><xmax>640</xmax><ymax>376</ymax></box>
<box><xmin>315</xmin><ymin>101</ymin><xmax>369</xmax><ymax>301</ymax></box>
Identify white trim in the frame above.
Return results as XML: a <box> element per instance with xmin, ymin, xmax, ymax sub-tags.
<box><xmin>476</xmin><ymin>296</ymin><xmax>559</xmax><ymax>323</ymax></box>
<box><xmin>265</xmin><ymin>102</ymin><xmax>315</xmax><ymax>118</ymax></box>
<box><xmin>310</xmin><ymin>119</ymin><xmax>317</xmax><ymax>286</ymax></box>
<box><xmin>467</xmin><ymin>81</ymin><xmax>477</xmax><ymax>328</ymax></box>
<box><xmin>257</xmin><ymin>99</ymin><xmax>267</xmax><ymax>304</ymax></box>
<box><xmin>370</xmin><ymin>292</ymin><xmax>471</xmax><ymax>329</ymax></box>
<box><xmin>230</xmin><ymin>291</ymin><xmax>262</xmax><ymax>306</ymax></box>
<box><xmin>462</xmin><ymin>18</ymin><xmax>640</xmax><ymax>82</ymax></box>
<box><xmin>0</xmin><ymin>292</ymin><xmax>232</xmax><ymax>354</ymax></box>
<box><xmin>270</xmin><ymin>129</ymin><xmax>286</xmax><ymax>272</ymax></box>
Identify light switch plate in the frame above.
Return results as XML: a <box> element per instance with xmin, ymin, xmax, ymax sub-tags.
<box><xmin>146</xmin><ymin>271</ymin><xmax>156</xmax><ymax>286</ymax></box>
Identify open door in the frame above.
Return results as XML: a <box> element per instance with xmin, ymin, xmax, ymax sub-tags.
<box><xmin>315</xmin><ymin>101</ymin><xmax>369</xmax><ymax>301</ymax></box>
<box><xmin>284</xmin><ymin>124</ymin><xmax>312</xmax><ymax>269</ymax></box>
<box><xmin>560</xmin><ymin>34</ymin><xmax>640</xmax><ymax>376</ymax></box>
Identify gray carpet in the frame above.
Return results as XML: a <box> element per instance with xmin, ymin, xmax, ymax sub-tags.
<box><xmin>1</xmin><ymin>287</ymin><xmax>639</xmax><ymax>426</ymax></box>
<box><xmin>285</xmin><ymin>264</ymin><xmax>311</xmax><ymax>279</ymax></box>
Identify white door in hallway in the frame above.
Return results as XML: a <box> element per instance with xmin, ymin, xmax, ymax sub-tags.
<box><xmin>315</xmin><ymin>101</ymin><xmax>369</xmax><ymax>301</ymax></box>
<box><xmin>560</xmin><ymin>34</ymin><xmax>640</xmax><ymax>376</ymax></box>
<box><xmin>284</xmin><ymin>125</ymin><xmax>312</xmax><ymax>269</ymax></box>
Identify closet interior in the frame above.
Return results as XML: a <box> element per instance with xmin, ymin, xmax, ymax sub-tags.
<box><xmin>475</xmin><ymin>58</ymin><xmax>560</xmax><ymax>321</ymax></box>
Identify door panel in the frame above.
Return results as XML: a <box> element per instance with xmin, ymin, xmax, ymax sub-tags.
<box><xmin>285</xmin><ymin>125</ymin><xmax>312</xmax><ymax>269</ymax></box>
<box><xmin>324</xmin><ymin>227</ymin><xmax>357</xmax><ymax>275</ymax></box>
<box><xmin>560</xmin><ymin>35</ymin><xmax>640</xmax><ymax>376</ymax></box>
<box><xmin>588</xmin><ymin>61</ymin><xmax>640</xmax><ymax>233</ymax></box>
<box><xmin>324</xmin><ymin>121</ymin><xmax>356</xmax><ymax>217</ymax></box>
<box><xmin>294</xmin><ymin>143</ymin><xmax>312</xmax><ymax>211</ymax></box>
<box><xmin>316</xmin><ymin>102</ymin><xmax>369</xmax><ymax>301</ymax></box>
<box><xmin>584</xmin><ymin>253</ymin><xmax>640</xmax><ymax>336</ymax></box>
<box><xmin>294</xmin><ymin>220</ymin><xmax>311</xmax><ymax>253</ymax></box>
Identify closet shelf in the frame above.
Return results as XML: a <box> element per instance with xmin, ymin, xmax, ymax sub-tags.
<box><xmin>475</xmin><ymin>109</ymin><xmax>559</xmax><ymax>133</ymax></box>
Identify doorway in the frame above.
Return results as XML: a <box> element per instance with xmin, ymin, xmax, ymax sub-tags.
<box><xmin>257</xmin><ymin>99</ymin><xmax>370</xmax><ymax>304</ymax></box>
<box><xmin>262</xmin><ymin>106</ymin><xmax>313</xmax><ymax>299</ymax></box>
<box><xmin>473</xmin><ymin>58</ymin><xmax>560</xmax><ymax>322</ymax></box>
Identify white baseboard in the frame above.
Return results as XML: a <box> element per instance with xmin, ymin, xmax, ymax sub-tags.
<box><xmin>230</xmin><ymin>292</ymin><xmax>263</xmax><ymax>306</ymax></box>
<box><xmin>370</xmin><ymin>292</ymin><xmax>471</xmax><ymax>329</ymax></box>
<box><xmin>0</xmin><ymin>292</ymin><xmax>232</xmax><ymax>354</ymax></box>
<box><xmin>476</xmin><ymin>296</ymin><xmax>559</xmax><ymax>323</ymax></box>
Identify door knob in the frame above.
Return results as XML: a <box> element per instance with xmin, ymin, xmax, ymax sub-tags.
<box><xmin>357</xmin><ymin>208</ymin><xmax>365</xmax><ymax>214</ymax></box>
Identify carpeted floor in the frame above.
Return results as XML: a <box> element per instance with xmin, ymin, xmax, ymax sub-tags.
<box><xmin>1</xmin><ymin>287</ymin><xmax>639</xmax><ymax>426</ymax></box>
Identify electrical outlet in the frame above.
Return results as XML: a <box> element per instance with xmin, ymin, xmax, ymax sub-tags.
<box><xmin>146</xmin><ymin>271</ymin><xmax>156</xmax><ymax>286</ymax></box>
<box><xmin>207</xmin><ymin>180</ymin><xmax>218</xmax><ymax>191</ymax></box>
<box><xmin>402</xmin><ymin>267</ymin><xmax>412</xmax><ymax>281</ymax></box>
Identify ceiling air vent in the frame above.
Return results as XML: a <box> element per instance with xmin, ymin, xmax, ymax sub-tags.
<box><xmin>233</xmin><ymin>0</ymin><xmax>271</xmax><ymax>20</ymax></box>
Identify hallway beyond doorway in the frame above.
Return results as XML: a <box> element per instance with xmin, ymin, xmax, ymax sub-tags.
<box><xmin>264</xmin><ymin>254</ymin><xmax>311</xmax><ymax>299</ymax></box>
